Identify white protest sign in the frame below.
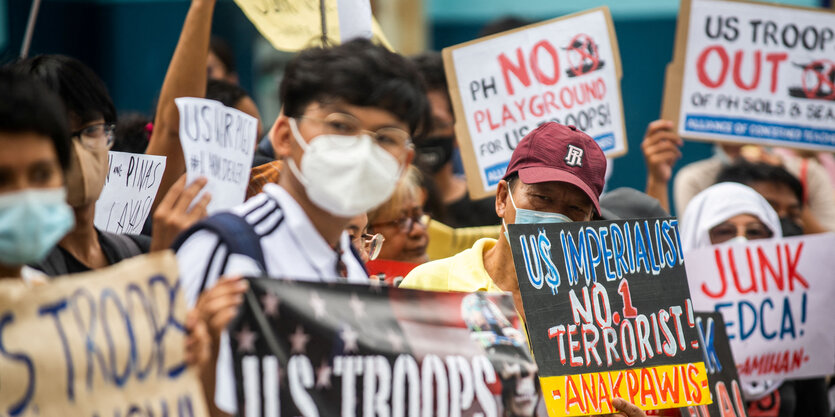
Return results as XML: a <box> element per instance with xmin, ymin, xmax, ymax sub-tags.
<box><xmin>94</xmin><ymin>151</ymin><xmax>166</xmax><ymax>234</ymax></box>
<box><xmin>684</xmin><ymin>234</ymin><xmax>835</xmax><ymax>381</ymax></box>
<box><xmin>337</xmin><ymin>0</ymin><xmax>373</xmax><ymax>42</ymax></box>
<box><xmin>443</xmin><ymin>7</ymin><xmax>627</xmax><ymax>199</ymax></box>
<box><xmin>663</xmin><ymin>0</ymin><xmax>835</xmax><ymax>151</ymax></box>
<box><xmin>176</xmin><ymin>97</ymin><xmax>257</xmax><ymax>214</ymax></box>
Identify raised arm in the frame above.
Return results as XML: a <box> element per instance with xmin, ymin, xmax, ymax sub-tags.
<box><xmin>146</xmin><ymin>0</ymin><xmax>216</xmax><ymax>212</ymax></box>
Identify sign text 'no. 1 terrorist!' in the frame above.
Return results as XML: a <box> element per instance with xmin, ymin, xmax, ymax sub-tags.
<box><xmin>508</xmin><ymin>219</ymin><xmax>711</xmax><ymax>416</ymax></box>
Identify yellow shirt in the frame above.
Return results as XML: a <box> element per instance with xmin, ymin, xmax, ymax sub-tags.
<box><xmin>400</xmin><ymin>238</ymin><xmax>503</xmax><ymax>293</ymax></box>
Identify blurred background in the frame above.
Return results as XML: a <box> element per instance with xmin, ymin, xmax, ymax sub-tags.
<box><xmin>0</xmin><ymin>0</ymin><xmax>831</xmax><ymax>213</ymax></box>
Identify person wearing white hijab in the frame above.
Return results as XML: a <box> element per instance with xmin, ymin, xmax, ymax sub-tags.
<box><xmin>680</xmin><ymin>182</ymin><xmax>786</xmax><ymax>405</ymax></box>
<box><xmin>680</xmin><ymin>182</ymin><xmax>782</xmax><ymax>252</ymax></box>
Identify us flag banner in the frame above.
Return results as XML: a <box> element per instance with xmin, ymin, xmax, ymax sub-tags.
<box><xmin>230</xmin><ymin>277</ymin><xmax>544</xmax><ymax>417</ymax></box>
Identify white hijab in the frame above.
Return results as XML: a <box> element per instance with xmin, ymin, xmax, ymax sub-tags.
<box><xmin>680</xmin><ymin>182</ymin><xmax>782</xmax><ymax>252</ymax></box>
<box><xmin>680</xmin><ymin>182</ymin><xmax>783</xmax><ymax>400</ymax></box>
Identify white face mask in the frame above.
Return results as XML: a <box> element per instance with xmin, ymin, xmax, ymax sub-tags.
<box><xmin>726</xmin><ymin>236</ymin><xmax>749</xmax><ymax>245</ymax></box>
<box><xmin>287</xmin><ymin>118</ymin><xmax>403</xmax><ymax>217</ymax></box>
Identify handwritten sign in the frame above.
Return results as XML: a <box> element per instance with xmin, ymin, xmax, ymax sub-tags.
<box><xmin>231</xmin><ymin>277</ymin><xmax>546</xmax><ymax>416</ymax></box>
<box><xmin>0</xmin><ymin>252</ymin><xmax>208</xmax><ymax>417</ymax></box>
<box><xmin>683</xmin><ymin>313</ymin><xmax>747</xmax><ymax>417</ymax></box>
<box><xmin>662</xmin><ymin>0</ymin><xmax>835</xmax><ymax>151</ymax></box>
<box><xmin>684</xmin><ymin>234</ymin><xmax>835</xmax><ymax>382</ymax></box>
<box><xmin>443</xmin><ymin>7</ymin><xmax>627</xmax><ymax>199</ymax></box>
<box><xmin>232</xmin><ymin>0</ymin><xmax>391</xmax><ymax>52</ymax></box>
<box><xmin>94</xmin><ymin>151</ymin><xmax>166</xmax><ymax>234</ymax></box>
<box><xmin>176</xmin><ymin>97</ymin><xmax>257</xmax><ymax>214</ymax></box>
<box><xmin>508</xmin><ymin>219</ymin><xmax>711</xmax><ymax>416</ymax></box>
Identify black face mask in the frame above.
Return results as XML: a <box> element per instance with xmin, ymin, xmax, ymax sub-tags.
<box><xmin>780</xmin><ymin>217</ymin><xmax>804</xmax><ymax>237</ymax></box>
<box><xmin>414</xmin><ymin>136</ymin><xmax>454</xmax><ymax>173</ymax></box>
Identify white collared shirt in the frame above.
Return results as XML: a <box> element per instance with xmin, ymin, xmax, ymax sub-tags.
<box><xmin>175</xmin><ymin>183</ymin><xmax>368</xmax><ymax>413</ymax></box>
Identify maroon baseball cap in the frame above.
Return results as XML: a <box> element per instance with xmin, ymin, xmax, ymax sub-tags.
<box><xmin>503</xmin><ymin>122</ymin><xmax>607</xmax><ymax>214</ymax></box>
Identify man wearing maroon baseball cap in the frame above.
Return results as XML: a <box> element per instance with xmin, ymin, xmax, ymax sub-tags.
<box><xmin>402</xmin><ymin>121</ymin><xmax>607</xmax><ymax>312</ymax></box>
<box><xmin>401</xmin><ymin>123</ymin><xmax>646</xmax><ymax>416</ymax></box>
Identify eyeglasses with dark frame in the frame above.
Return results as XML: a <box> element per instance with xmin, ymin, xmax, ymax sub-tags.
<box><xmin>370</xmin><ymin>212</ymin><xmax>429</xmax><ymax>234</ymax></box>
<box><xmin>71</xmin><ymin>123</ymin><xmax>116</xmax><ymax>151</ymax></box>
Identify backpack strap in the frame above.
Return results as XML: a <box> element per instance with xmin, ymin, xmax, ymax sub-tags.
<box><xmin>172</xmin><ymin>212</ymin><xmax>267</xmax><ymax>274</ymax></box>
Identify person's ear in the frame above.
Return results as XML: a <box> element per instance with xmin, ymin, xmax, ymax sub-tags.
<box><xmin>270</xmin><ymin>114</ymin><xmax>291</xmax><ymax>158</ymax></box>
<box><xmin>496</xmin><ymin>180</ymin><xmax>509</xmax><ymax>219</ymax></box>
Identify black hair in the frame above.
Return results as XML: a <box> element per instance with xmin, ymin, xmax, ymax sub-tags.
<box><xmin>9</xmin><ymin>55</ymin><xmax>116</xmax><ymax>128</ymax></box>
<box><xmin>206</xmin><ymin>79</ymin><xmax>250</xmax><ymax>108</ymax></box>
<box><xmin>209</xmin><ymin>36</ymin><xmax>237</xmax><ymax>74</ymax></box>
<box><xmin>505</xmin><ymin>172</ymin><xmax>519</xmax><ymax>191</ymax></box>
<box><xmin>280</xmin><ymin>39</ymin><xmax>431</xmax><ymax>137</ymax></box>
<box><xmin>0</xmin><ymin>68</ymin><xmax>71</xmax><ymax>170</ymax></box>
<box><xmin>411</xmin><ymin>52</ymin><xmax>447</xmax><ymax>93</ymax></box>
<box><xmin>716</xmin><ymin>160</ymin><xmax>804</xmax><ymax>206</ymax></box>
<box><xmin>478</xmin><ymin>16</ymin><xmax>532</xmax><ymax>37</ymax></box>
<box><xmin>113</xmin><ymin>113</ymin><xmax>152</xmax><ymax>154</ymax></box>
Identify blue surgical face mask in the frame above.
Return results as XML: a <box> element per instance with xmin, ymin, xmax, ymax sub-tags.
<box><xmin>0</xmin><ymin>188</ymin><xmax>75</xmax><ymax>266</ymax></box>
<box><xmin>503</xmin><ymin>188</ymin><xmax>572</xmax><ymax>243</ymax></box>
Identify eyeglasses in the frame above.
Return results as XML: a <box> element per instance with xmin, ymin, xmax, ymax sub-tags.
<box><xmin>362</xmin><ymin>233</ymin><xmax>385</xmax><ymax>261</ymax></box>
<box><xmin>71</xmin><ymin>123</ymin><xmax>115</xmax><ymax>150</ymax></box>
<box><xmin>298</xmin><ymin>112</ymin><xmax>412</xmax><ymax>156</ymax></box>
<box><xmin>371</xmin><ymin>212</ymin><xmax>429</xmax><ymax>233</ymax></box>
<box><xmin>709</xmin><ymin>221</ymin><xmax>773</xmax><ymax>243</ymax></box>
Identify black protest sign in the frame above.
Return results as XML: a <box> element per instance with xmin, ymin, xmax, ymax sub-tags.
<box><xmin>508</xmin><ymin>219</ymin><xmax>710</xmax><ymax>415</ymax></box>
<box><xmin>230</xmin><ymin>278</ymin><xmax>541</xmax><ymax>416</ymax></box>
<box><xmin>683</xmin><ymin>313</ymin><xmax>747</xmax><ymax>417</ymax></box>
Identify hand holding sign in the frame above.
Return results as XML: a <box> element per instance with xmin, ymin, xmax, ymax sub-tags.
<box><xmin>150</xmin><ymin>174</ymin><xmax>211</xmax><ymax>252</ymax></box>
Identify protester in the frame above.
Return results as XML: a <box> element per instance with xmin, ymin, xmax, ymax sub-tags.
<box><xmin>113</xmin><ymin>112</ymin><xmax>153</xmax><ymax>154</ymax></box>
<box><xmin>207</xmin><ymin>35</ymin><xmax>238</xmax><ymax>84</ymax></box>
<box><xmin>367</xmin><ymin>165</ymin><xmax>429</xmax><ymax>264</ymax></box>
<box><xmin>174</xmin><ymin>38</ymin><xmax>429</xmax><ymax>416</ymax></box>
<box><xmin>411</xmin><ymin>52</ymin><xmax>498</xmax><ymax>227</ymax></box>
<box><xmin>9</xmin><ymin>55</ymin><xmax>209</xmax><ymax>271</ymax></box>
<box><xmin>206</xmin><ymin>79</ymin><xmax>263</xmax><ymax>144</ymax></box>
<box><xmin>0</xmin><ymin>69</ymin><xmax>73</xmax><ymax>281</ymax></box>
<box><xmin>677</xmin><ymin>182</ymin><xmax>832</xmax><ymax>416</ymax></box>
<box><xmin>400</xmin><ymin>122</ymin><xmax>645</xmax><ymax>417</ymax></box>
<box><xmin>0</xmin><ymin>68</ymin><xmax>211</xmax><ymax>384</ymax></box>
<box><xmin>673</xmin><ymin>143</ymin><xmax>835</xmax><ymax>230</ymax></box>
<box><xmin>146</xmin><ymin>0</ymin><xmax>231</xmax><ymax>213</ymax></box>
<box><xmin>9</xmin><ymin>55</ymin><xmax>149</xmax><ymax>273</ymax></box>
<box><xmin>641</xmin><ymin>120</ymin><xmax>683</xmax><ymax>213</ymax></box>
<box><xmin>716</xmin><ymin>160</ymin><xmax>811</xmax><ymax>235</ymax></box>
<box><xmin>599</xmin><ymin>187</ymin><xmax>669</xmax><ymax>220</ymax></box>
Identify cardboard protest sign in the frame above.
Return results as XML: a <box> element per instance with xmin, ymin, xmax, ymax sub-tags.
<box><xmin>176</xmin><ymin>97</ymin><xmax>257</xmax><ymax>214</ymax></box>
<box><xmin>508</xmin><ymin>219</ymin><xmax>711</xmax><ymax>416</ymax></box>
<box><xmin>233</xmin><ymin>0</ymin><xmax>391</xmax><ymax>51</ymax></box>
<box><xmin>662</xmin><ymin>0</ymin><xmax>835</xmax><ymax>151</ymax></box>
<box><xmin>684</xmin><ymin>234</ymin><xmax>835</xmax><ymax>382</ymax></box>
<box><xmin>94</xmin><ymin>151</ymin><xmax>166</xmax><ymax>234</ymax></box>
<box><xmin>231</xmin><ymin>278</ymin><xmax>546</xmax><ymax>416</ymax></box>
<box><xmin>443</xmin><ymin>7</ymin><xmax>627</xmax><ymax>199</ymax></box>
<box><xmin>0</xmin><ymin>252</ymin><xmax>208</xmax><ymax>417</ymax></box>
<box><xmin>683</xmin><ymin>313</ymin><xmax>747</xmax><ymax>417</ymax></box>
